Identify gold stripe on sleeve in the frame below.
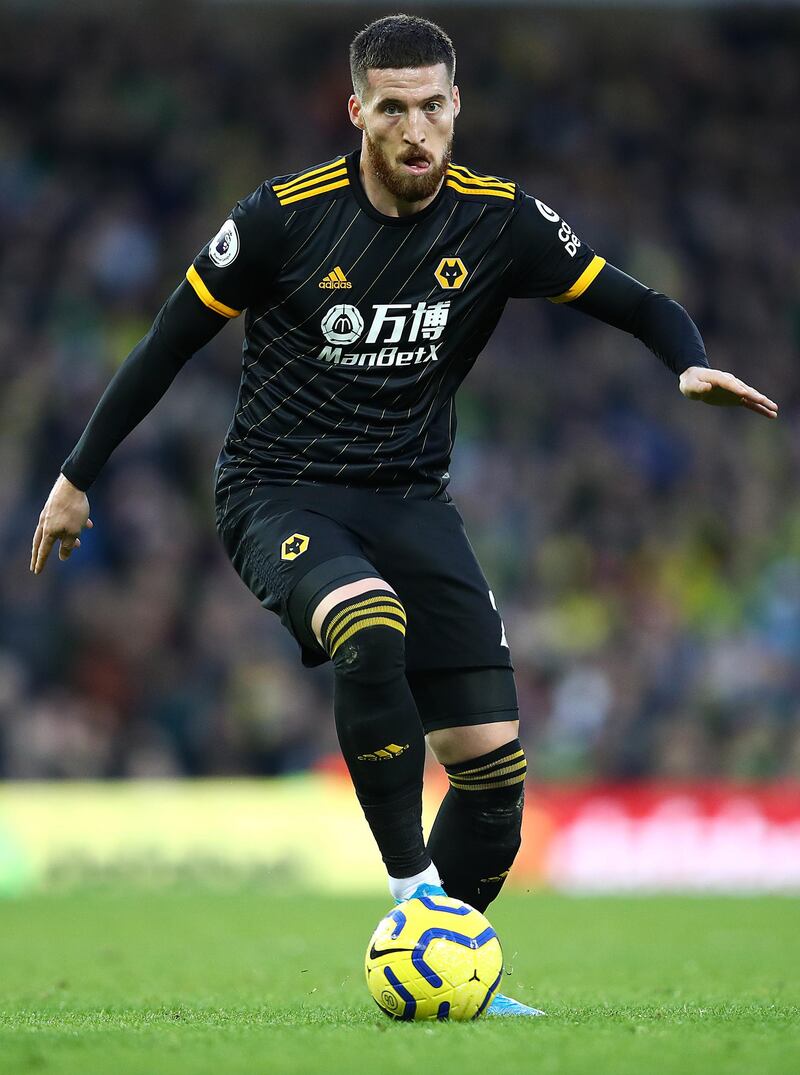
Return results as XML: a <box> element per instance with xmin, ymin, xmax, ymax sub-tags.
<box><xmin>185</xmin><ymin>265</ymin><xmax>241</xmax><ymax>318</ymax></box>
<box><xmin>548</xmin><ymin>255</ymin><xmax>607</xmax><ymax>304</ymax></box>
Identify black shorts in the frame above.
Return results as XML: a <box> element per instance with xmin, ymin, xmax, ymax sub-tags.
<box><xmin>215</xmin><ymin>482</ymin><xmax>513</xmax><ymax>677</ymax></box>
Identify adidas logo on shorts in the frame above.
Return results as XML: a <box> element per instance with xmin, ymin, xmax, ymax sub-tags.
<box><xmin>319</xmin><ymin>266</ymin><xmax>352</xmax><ymax>289</ymax></box>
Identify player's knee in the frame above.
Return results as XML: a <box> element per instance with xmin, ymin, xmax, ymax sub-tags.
<box><xmin>446</xmin><ymin>740</ymin><xmax>526</xmax><ymax>848</ymax></box>
<box><xmin>322</xmin><ymin>590</ymin><xmax>408</xmax><ymax>684</ymax></box>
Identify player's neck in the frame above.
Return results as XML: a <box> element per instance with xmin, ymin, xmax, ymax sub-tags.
<box><xmin>358</xmin><ymin>151</ymin><xmax>444</xmax><ymax>219</ymax></box>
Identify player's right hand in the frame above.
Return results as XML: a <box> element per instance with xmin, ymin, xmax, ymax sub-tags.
<box><xmin>30</xmin><ymin>474</ymin><xmax>93</xmax><ymax>575</ymax></box>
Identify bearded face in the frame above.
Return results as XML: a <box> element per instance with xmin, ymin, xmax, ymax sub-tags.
<box><xmin>351</xmin><ymin>64</ymin><xmax>460</xmax><ymax>209</ymax></box>
<box><xmin>364</xmin><ymin>125</ymin><xmax>453</xmax><ymax>204</ymax></box>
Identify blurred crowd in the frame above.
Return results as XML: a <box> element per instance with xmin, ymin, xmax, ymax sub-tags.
<box><xmin>1</xmin><ymin>3</ymin><xmax>799</xmax><ymax>781</ymax></box>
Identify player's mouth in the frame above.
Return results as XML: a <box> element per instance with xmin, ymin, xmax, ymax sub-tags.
<box><xmin>401</xmin><ymin>155</ymin><xmax>431</xmax><ymax>174</ymax></box>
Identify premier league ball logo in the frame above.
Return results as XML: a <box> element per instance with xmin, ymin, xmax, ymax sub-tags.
<box><xmin>321</xmin><ymin>304</ymin><xmax>364</xmax><ymax>346</ymax></box>
<box><xmin>208</xmin><ymin>220</ymin><xmax>240</xmax><ymax>267</ymax></box>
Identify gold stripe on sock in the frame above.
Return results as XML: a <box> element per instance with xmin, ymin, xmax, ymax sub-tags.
<box><xmin>449</xmin><ymin>771</ymin><xmax>527</xmax><ymax>791</ymax></box>
<box><xmin>324</xmin><ymin>593</ymin><xmax>405</xmax><ymax>639</ymax></box>
<box><xmin>329</xmin><ymin>617</ymin><xmax>406</xmax><ymax>657</ymax></box>
<box><xmin>326</xmin><ymin>606</ymin><xmax>407</xmax><ymax>653</ymax></box>
<box><xmin>454</xmin><ymin>748</ymin><xmax>524</xmax><ymax>777</ymax></box>
<box><xmin>449</xmin><ymin>759</ymin><xmax>527</xmax><ymax>786</ymax></box>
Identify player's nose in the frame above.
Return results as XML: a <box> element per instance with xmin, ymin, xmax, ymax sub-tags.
<box><xmin>403</xmin><ymin>112</ymin><xmax>425</xmax><ymax>143</ymax></box>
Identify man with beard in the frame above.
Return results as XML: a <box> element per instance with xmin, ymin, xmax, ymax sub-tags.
<box><xmin>31</xmin><ymin>14</ymin><xmax>777</xmax><ymax>1016</ymax></box>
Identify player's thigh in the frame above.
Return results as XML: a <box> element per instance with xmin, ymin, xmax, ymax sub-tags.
<box><xmin>407</xmin><ymin>666</ymin><xmax>520</xmax><ymax>765</ymax></box>
<box><xmin>358</xmin><ymin>496</ymin><xmax>512</xmax><ymax>673</ymax></box>
<box><xmin>427</xmin><ymin>720</ymin><xmax>520</xmax><ymax>766</ymax></box>
<box><xmin>216</xmin><ymin>489</ymin><xmax>380</xmax><ymax>666</ymax></box>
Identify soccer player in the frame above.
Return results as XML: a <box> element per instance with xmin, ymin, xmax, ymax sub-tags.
<box><xmin>31</xmin><ymin>14</ymin><xmax>777</xmax><ymax>1015</ymax></box>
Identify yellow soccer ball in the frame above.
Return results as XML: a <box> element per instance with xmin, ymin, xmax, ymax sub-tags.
<box><xmin>365</xmin><ymin>892</ymin><xmax>503</xmax><ymax>1021</ymax></box>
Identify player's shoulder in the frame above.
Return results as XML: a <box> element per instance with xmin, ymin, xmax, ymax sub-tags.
<box><xmin>266</xmin><ymin>153</ymin><xmax>352</xmax><ymax>213</ymax></box>
<box><xmin>444</xmin><ymin>162</ymin><xmax>517</xmax><ymax>206</ymax></box>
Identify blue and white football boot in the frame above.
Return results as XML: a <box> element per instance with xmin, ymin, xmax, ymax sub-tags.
<box><xmin>486</xmin><ymin>992</ymin><xmax>546</xmax><ymax>1017</ymax></box>
<box><xmin>402</xmin><ymin>883</ymin><xmax>546</xmax><ymax>1017</ymax></box>
<box><xmin>403</xmin><ymin>882</ymin><xmax>449</xmax><ymax>902</ymax></box>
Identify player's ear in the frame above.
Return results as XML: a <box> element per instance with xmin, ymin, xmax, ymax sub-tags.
<box><xmin>348</xmin><ymin>94</ymin><xmax>365</xmax><ymax>131</ymax></box>
<box><xmin>452</xmin><ymin>85</ymin><xmax>461</xmax><ymax>118</ymax></box>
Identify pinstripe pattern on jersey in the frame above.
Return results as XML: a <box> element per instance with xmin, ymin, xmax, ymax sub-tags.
<box><xmin>232</xmin><ymin>211</ymin><xmax>415</xmax><ymax>494</ymax></box>
<box><xmin>378</xmin><ymin>201</ymin><xmax>489</xmax><ymax>426</ymax></box>
<box><xmin>244</xmin><ymin>204</ymin><xmax>364</xmax><ymax>372</ymax></box>
<box><xmin>358</xmin><ymin>201</ymin><xmax>492</xmax><ymax>485</ymax></box>
<box><xmin>222</xmin><ymin>208</ymin><xmax>416</xmax><ymax>505</ymax></box>
<box><xmin>244</xmin><ymin>200</ymin><xmax>459</xmax><ymax>486</ymax></box>
<box><xmin>328</xmin><ymin>202</ymin><xmax>463</xmax><ymax>480</ymax></box>
<box><xmin>400</xmin><ymin>209</ymin><xmax>516</xmax><ymax>496</ymax></box>
<box><xmin>214</xmin><ymin>150</ymin><xmax>530</xmax><ymax>501</ymax></box>
<box><xmin>240</xmin><ymin>219</ymin><xmax>419</xmax><ymax>487</ymax></box>
<box><xmin>235</xmin><ymin>207</ymin><xmax>376</xmax><ymax>417</ymax></box>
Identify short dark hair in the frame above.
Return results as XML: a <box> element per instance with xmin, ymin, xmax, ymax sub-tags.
<box><xmin>349</xmin><ymin>13</ymin><xmax>456</xmax><ymax>101</ymax></box>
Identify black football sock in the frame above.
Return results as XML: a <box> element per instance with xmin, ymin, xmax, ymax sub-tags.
<box><xmin>427</xmin><ymin>739</ymin><xmax>526</xmax><ymax>912</ymax></box>
<box><xmin>323</xmin><ymin>591</ymin><xmax>430</xmax><ymax>878</ymax></box>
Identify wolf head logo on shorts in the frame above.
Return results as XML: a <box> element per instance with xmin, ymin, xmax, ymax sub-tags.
<box><xmin>281</xmin><ymin>533</ymin><xmax>309</xmax><ymax>561</ymax></box>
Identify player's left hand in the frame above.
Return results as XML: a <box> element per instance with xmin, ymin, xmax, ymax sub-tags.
<box><xmin>679</xmin><ymin>366</ymin><xmax>778</xmax><ymax>419</ymax></box>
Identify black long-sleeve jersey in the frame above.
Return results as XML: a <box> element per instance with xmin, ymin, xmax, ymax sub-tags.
<box><xmin>194</xmin><ymin>148</ymin><xmax>607</xmax><ymax>504</ymax></box>
<box><xmin>61</xmin><ymin>147</ymin><xmax>707</xmax><ymax>498</ymax></box>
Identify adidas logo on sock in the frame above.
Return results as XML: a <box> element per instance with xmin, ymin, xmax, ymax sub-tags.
<box><xmin>357</xmin><ymin>743</ymin><xmax>409</xmax><ymax>762</ymax></box>
<box><xmin>318</xmin><ymin>266</ymin><xmax>352</xmax><ymax>289</ymax></box>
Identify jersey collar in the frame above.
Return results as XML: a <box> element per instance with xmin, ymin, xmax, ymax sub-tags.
<box><xmin>346</xmin><ymin>148</ymin><xmax>451</xmax><ymax>227</ymax></box>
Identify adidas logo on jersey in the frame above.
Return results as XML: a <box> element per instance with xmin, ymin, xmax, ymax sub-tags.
<box><xmin>319</xmin><ymin>266</ymin><xmax>352</xmax><ymax>289</ymax></box>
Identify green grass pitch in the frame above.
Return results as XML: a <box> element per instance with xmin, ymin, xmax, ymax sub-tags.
<box><xmin>0</xmin><ymin>889</ymin><xmax>798</xmax><ymax>1074</ymax></box>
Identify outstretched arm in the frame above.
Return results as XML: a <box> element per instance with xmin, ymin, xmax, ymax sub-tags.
<box><xmin>507</xmin><ymin>191</ymin><xmax>778</xmax><ymax>419</ymax></box>
<box><xmin>30</xmin><ymin>282</ymin><xmax>228</xmax><ymax>574</ymax></box>
<box><xmin>568</xmin><ymin>262</ymin><xmax>777</xmax><ymax>418</ymax></box>
<box><xmin>31</xmin><ymin>180</ymin><xmax>285</xmax><ymax>575</ymax></box>
<box><xmin>572</xmin><ymin>264</ymin><xmax>778</xmax><ymax>419</ymax></box>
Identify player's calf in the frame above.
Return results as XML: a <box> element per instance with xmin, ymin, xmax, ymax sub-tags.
<box><xmin>428</xmin><ymin>739</ymin><xmax>526</xmax><ymax>912</ymax></box>
<box><xmin>320</xmin><ymin>588</ymin><xmax>438</xmax><ymax>895</ymax></box>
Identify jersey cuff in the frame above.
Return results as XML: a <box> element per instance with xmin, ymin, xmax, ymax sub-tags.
<box><xmin>185</xmin><ymin>265</ymin><xmax>241</xmax><ymax>318</ymax></box>
<box><xmin>549</xmin><ymin>255</ymin><xmax>607</xmax><ymax>304</ymax></box>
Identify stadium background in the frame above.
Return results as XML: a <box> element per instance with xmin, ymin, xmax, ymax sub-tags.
<box><xmin>1</xmin><ymin>0</ymin><xmax>799</xmax><ymax>894</ymax></box>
